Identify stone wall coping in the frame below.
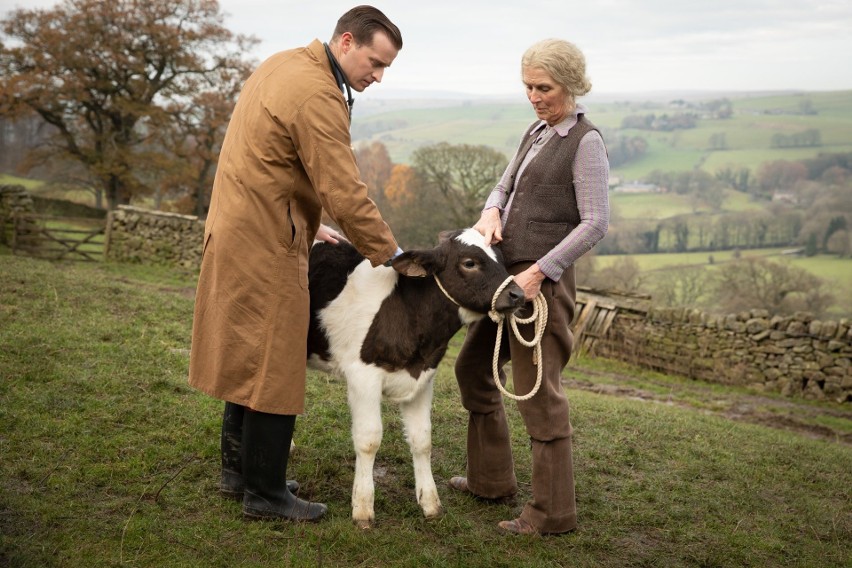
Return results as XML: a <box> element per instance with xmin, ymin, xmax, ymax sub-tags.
<box><xmin>115</xmin><ymin>204</ymin><xmax>200</xmax><ymax>222</ymax></box>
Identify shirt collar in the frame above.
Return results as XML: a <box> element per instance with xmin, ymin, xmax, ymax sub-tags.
<box><xmin>530</xmin><ymin>102</ymin><xmax>587</xmax><ymax>138</ymax></box>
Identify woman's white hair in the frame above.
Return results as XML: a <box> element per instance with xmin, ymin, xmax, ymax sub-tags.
<box><xmin>521</xmin><ymin>39</ymin><xmax>592</xmax><ymax>97</ymax></box>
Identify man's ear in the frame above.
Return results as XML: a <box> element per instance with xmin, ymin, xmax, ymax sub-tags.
<box><xmin>391</xmin><ymin>250</ymin><xmax>439</xmax><ymax>277</ymax></box>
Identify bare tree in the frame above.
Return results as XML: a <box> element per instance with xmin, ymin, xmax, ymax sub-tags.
<box><xmin>411</xmin><ymin>142</ymin><xmax>507</xmax><ymax>227</ymax></box>
<box><xmin>651</xmin><ymin>266</ymin><xmax>711</xmax><ymax>308</ymax></box>
<box><xmin>0</xmin><ymin>0</ymin><xmax>257</xmax><ymax>210</ymax></box>
<box><xmin>713</xmin><ymin>257</ymin><xmax>833</xmax><ymax>316</ymax></box>
<box><xmin>590</xmin><ymin>257</ymin><xmax>645</xmax><ymax>293</ymax></box>
<box><xmin>159</xmin><ymin>62</ymin><xmax>254</xmax><ymax>216</ymax></box>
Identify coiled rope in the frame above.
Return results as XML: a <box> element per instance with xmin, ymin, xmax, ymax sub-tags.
<box><xmin>487</xmin><ymin>276</ymin><xmax>548</xmax><ymax>401</ymax></box>
<box><xmin>435</xmin><ymin>274</ymin><xmax>548</xmax><ymax>401</ymax></box>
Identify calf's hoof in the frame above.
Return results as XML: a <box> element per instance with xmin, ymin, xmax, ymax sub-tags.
<box><xmin>354</xmin><ymin>518</ymin><xmax>373</xmax><ymax>530</ymax></box>
<box><xmin>421</xmin><ymin>499</ymin><xmax>443</xmax><ymax>519</ymax></box>
<box><xmin>424</xmin><ymin>505</ymin><xmax>443</xmax><ymax>519</ymax></box>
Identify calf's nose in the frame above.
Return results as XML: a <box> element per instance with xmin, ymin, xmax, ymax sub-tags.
<box><xmin>494</xmin><ymin>283</ymin><xmax>526</xmax><ymax>313</ymax></box>
<box><xmin>508</xmin><ymin>286</ymin><xmax>525</xmax><ymax>305</ymax></box>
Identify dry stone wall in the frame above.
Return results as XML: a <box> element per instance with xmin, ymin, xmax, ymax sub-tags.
<box><xmin>105</xmin><ymin>205</ymin><xmax>204</xmax><ymax>269</ymax></box>
<box><xmin>595</xmin><ymin>307</ymin><xmax>851</xmax><ymax>403</ymax></box>
<box><xmin>0</xmin><ymin>184</ymin><xmax>36</xmax><ymax>245</ymax></box>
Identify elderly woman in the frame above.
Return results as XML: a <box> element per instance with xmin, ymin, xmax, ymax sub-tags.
<box><xmin>450</xmin><ymin>39</ymin><xmax>609</xmax><ymax>535</ymax></box>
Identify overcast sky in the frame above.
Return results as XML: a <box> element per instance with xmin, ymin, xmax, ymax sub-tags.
<box><xmin>2</xmin><ymin>0</ymin><xmax>851</xmax><ymax>99</ymax></box>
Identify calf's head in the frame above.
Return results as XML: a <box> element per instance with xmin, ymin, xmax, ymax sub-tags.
<box><xmin>392</xmin><ymin>228</ymin><xmax>525</xmax><ymax>316</ymax></box>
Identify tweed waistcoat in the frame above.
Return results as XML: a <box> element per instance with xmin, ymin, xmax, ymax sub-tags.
<box><xmin>499</xmin><ymin>115</ymin><xmax>598</xmax><ymax>267</ymax></box>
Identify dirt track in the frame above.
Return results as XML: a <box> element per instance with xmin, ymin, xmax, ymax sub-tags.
<box><xmin>565</xmin><ymin>364</ymin><xmax>852</xmax><ymax>446</ymax></box>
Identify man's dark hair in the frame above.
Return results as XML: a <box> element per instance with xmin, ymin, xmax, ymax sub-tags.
<box><xmin>332</xmin><ymin>5</ymin><xmax>403</xmax><ymax>50</ymax></box>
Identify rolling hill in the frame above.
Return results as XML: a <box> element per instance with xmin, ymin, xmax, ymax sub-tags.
<box><xmin>351</xmin><ymin>89</ymin><xmax>852</xmax><ymax>182</ymax></box>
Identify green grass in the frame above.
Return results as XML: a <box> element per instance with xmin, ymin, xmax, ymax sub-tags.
<box><xmin>2</xmin><ymin>251</ymin><xmax>850</xmax><ymax>567</ymax></box>
<box><xmin>609</xmin><ymin>189</ymin><xmax>765</xmax><ymax>221</ymax></box>
<box><xmin>0</xmin><ymin>174</ymin><xmax>44</xmax><ymax>190</ymax></box>
<box><xmin>610</xmin><ymin>192</ymin><xmax>697</xmax><ymax>220</ymax></box>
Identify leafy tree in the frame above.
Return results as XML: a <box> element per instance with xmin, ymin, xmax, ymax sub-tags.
<box><xmin>715</xmin><ymin>166</ymin><xmax>751</xmax><ymax>192</ymax></box>
<box><xmin>825</xmin><ymin>229</ymin><xmax>850</xmax><ymax>257</ymax></box>
<box><xmin>701</xmin><ymin>98</ymin><xmax>733</xmax><ymax>119</ymax></box>
<box><xmin>619</xmin><ymin>112</ymin><xmax>696</xmax><ymax>131</ymax></box>
<box><xmin>708</xmin><ymin>132</ymin><xmax>727</xmax><ymax>150</ymax></box>
<box><xmin>671</xmin><ymin>219</ymin><xmax>689</xmax><ymax>252</ymax></box>
<box><xmin>797</xmin><ymin>99</ymin><xmax>816</xmax><ymax>115</ymax></box>
<box><xmin>382</xmin><ymin>167</ymin><xmax>454</xmax><ymax>249</ymax></box>
<box><xmin>824</xmin><ymin>216</ymin><xmax>848</xmax><ymax>249</ymax></box>
<box><xmin>802</xmin><ymin>152</ymin><xmax>852</xmax><ymax>180</ymax></box>
<box><xmin>798</xmin><ymin>183</ymin><xmax>852</xmax><ymax>252</ymax></box>
<box><xmin>755</xmin><ymin>160</ymin><xmax>808</xmax><ymax>196</ymax></box>
<box><xmin>384</xmin><ymin>163</ymin><xmax>415</xmax><ymax>207</ymax></box>
<box><xmin>0</xmin><ymin>113</ymin><xmax>45</xmax><ymax>171</ymax></box>
<box><xmin>604</xmin><ymin>131</ymin><xmax>648</xmax><ymax>167</ymax></box>
<box><xmin>770</xmin><ymin>129</ymin><xmax>822</xmax><ymax>148</ymax></box>
<box><xmin>0</xmin><ymin>0</ymin><xmax>256</xmax><ymax>210</ymax></box>
<box><xmin>354</xmin><ymin>141</ymin><xmax>393</xmax><ymax>208</ymax></box>
<box><xmin>411</xmin><ymin>142</ymin><xmax>507</xmax><ymax>227</ymax></box>
<box><xmin>805</xmin><ymin>233</ymin><xmax>819</xmax><ymax>257</ymax></box>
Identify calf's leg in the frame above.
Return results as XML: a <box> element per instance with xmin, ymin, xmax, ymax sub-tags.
<box><xmin>347</xmin><ymin>371</ymin><xmax>384</xmax><ymax>529</ymax></box>
<box><xmin>399</xmin><ymin>379</ymin><xmax>442</xmax><ymax>519</ymax></box>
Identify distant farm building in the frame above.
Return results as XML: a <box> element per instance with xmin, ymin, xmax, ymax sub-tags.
<box><xmin>613</xmin><ymin>182</ymin><xmax>660</xmax><ymax>194</ymax></box>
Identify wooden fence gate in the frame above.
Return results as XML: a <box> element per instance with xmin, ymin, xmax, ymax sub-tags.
<box><xmin>11</xmin><ymin>214</ymin><xmax>106</xmax><ymax>262</ymax></box>
<box><xmin>571</xmin><ymin>286</ymin><xmax>651</xmax><ymax>359</ymax></box>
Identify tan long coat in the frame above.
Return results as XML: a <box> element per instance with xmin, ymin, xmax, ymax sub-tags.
<box><xmin>188</xmin><ymin>40</ymin><xmax>398</xmax><ymax>414</ymax></box>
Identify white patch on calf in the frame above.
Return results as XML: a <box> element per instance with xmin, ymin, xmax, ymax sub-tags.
<box><xmin>455</xmin><ymin>227</ymin><xmax>497</xmax><ymax>262</ymax></box>
<box><xmin>458</xmin><ymin>307</ymin><xmax>485</xmax><ymax>326</ymax></box>
<box><xmin>318</xmin><ymin>260</ymin><xmax>398</xmax><ymax>375</ymax></box>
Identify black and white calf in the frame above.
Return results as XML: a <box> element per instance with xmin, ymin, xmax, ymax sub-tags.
<box><xmin>307</xmin><ymin>228</ymin><xmax>525</xmax><ymax>528</ymax></box>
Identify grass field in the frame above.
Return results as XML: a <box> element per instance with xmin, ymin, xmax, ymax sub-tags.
<box><xmin>0</xmin><ymin>174</ymin><xmax>44</xmax><ymax>190</ymax></box>
<box><xmin>352</xmin><ymin>90</ymin><xmax>852</xmax><ymax>181</ymax></box>
<box><xmin>2</xmin><ymin>251</ymin><xmax>850</xmax><ymax>567</ymax></box>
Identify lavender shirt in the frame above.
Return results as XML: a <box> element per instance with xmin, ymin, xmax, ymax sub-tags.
<box><xmin>483</xmin><ymin>104</ymin><xmax>610</xmax><ymax>281</ymax></box>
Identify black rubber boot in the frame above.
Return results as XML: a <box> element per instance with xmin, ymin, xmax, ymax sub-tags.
<box><xmin>220</xmin><ymin>402</ymin><xmax>299</xmax><ymax>500</ymax></box>
<box><xmin>241</xmin><ymin>410</ymin><xmax>327</xmax><ymax>522</ymax></box>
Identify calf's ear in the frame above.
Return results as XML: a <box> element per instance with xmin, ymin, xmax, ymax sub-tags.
<box><xmin>391</xmin><ymin>250</ymin><xmax>439</xmax><ymax>278</ymax></box>
<box><xmin>438</xmin><ymin>229</ymin><xmax>461</xmax><ymax>244</ymax></box>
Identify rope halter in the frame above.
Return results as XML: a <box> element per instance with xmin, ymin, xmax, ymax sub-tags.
<box><xmin>434</xmin><ymin>274</ymin><xmax>548</xmax><ymax>401</ymax></box>
<box><xmin>486</xmin><ymin>276</ymin><xmax>548</xmax><ymax>401</ymax></box>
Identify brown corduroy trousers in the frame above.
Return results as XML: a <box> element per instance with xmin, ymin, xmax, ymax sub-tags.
<box><xmin>454</xmin><ymin>263</ymin><xmax>578</xmax><ymax>534</ymax></box>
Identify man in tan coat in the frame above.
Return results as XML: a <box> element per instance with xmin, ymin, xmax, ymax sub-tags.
<box><xmin>188</xmin><ymin>6</ymin><xmax>404</xmax><ymax>522</ymax></box>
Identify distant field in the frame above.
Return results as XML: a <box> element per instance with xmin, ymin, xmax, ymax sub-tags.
<box><xmin>352</xmin><ymin>90</ymin><xmax>852</xmax><ymax>181</ymax></box>
<box><xmin>610</xmin><ymin>188</ymin><xmax>764</xmax><ymax>220</ymax></box>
